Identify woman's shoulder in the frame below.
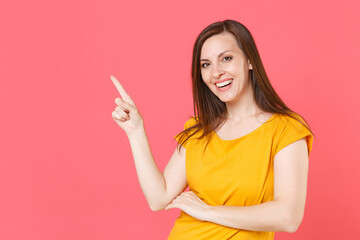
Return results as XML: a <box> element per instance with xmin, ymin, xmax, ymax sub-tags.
<box><xmin>270</xmin><ymin>112</ymin><xmax>314</xmax><ymax>156</ymax></box>
<box><xmin>184</xmin><ymin>116</ymin><xmax>199</xmax><ymax>129</ymax></box>
<box><xmin>268</xmin><ymin>112</ymin><xmax>312</xmax><ymax>138</ymax></box>
<box><xmin>184</xmin><ymin>117</ymin><xmax>197</xmax><ymax>127</ymax></box>
<box><xmin>262</xmin><ymin>112</ymin><xmax>311</xmax><ymax>137</ymax></box>
<box><xmin>275</xmin><ymin>112</ymin><xmax>308</xmax><ymax>126</ymax></box>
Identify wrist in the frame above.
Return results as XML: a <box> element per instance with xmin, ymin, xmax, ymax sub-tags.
<box><xmin>204</xmin><ymin>204</ymin><xmax>216</xmax><ymax>222</ymax></box>
<box><xmin>127</xmin><ymin>125</ymin><xmax>146</xmax><ymax>140</ymax></box>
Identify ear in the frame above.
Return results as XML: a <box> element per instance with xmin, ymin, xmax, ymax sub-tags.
<box><xmin>248</xmin><ymin>59</ymin><xmax>253</xmax><ymax>70</ymax></box>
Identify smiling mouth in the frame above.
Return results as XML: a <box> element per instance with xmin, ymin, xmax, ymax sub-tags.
<box><xmin>215</xmin><ymin>79</ymin><xmax>233</xmax><ymax>88</ymax></box>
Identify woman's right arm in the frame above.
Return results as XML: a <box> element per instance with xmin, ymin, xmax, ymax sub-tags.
<box><xmin>111</xmin><ymin>76</ymin><xmax>187</xmax><ymax>211</ymax></box>
<box><xmin>127</xmin><ymin>128</ymin><xmax>187</xmax><ymax>211</ymax></box>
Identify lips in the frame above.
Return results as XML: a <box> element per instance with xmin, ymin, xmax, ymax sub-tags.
<box><xmin>214</xmin><ymin>78</ymin><xmax>233</xmax><ymax>84</ymax></box>
<box><xmin>214</xmin><ymin>78</ymin><xmax>233</xmax><ymax>92</ymax></box>
<box><xmin>216</xmin><ymin>79</ymin><xmax>233</xmax><ymax>88</ymax></box>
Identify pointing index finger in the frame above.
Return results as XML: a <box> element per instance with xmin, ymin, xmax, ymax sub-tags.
<box><xmin>110</xmin><ymin>75</ymin><xmax>134</xmax><ymax>104</ymax></box>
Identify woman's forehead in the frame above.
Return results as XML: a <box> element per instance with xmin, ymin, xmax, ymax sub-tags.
<box><xmin>200</xmin><ymin>32</ymin><xmax>239</xmax><ymax>58</ymax></box>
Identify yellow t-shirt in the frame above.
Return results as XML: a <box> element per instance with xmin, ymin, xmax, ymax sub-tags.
<box><xmin>168</xmin><ymin>113</ymin><xmax>313</xmax><ymax>240</ymax></box>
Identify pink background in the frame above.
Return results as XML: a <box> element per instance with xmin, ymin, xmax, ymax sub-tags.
<box><xmin>1</xmin><ymin>0</ymin><xmax>359</xmax><ymax>239</ymax></box>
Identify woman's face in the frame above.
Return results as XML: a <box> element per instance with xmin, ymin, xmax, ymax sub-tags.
<box><xmin>200</xmin><ymin>32</ymin><xmax>253</xmax><ymax>103</ymax></box>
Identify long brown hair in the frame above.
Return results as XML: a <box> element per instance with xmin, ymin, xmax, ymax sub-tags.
<box><xmin>176</xmin><ymin>19</ymin><xmax>313</xmax><ymax>151</ymax></box>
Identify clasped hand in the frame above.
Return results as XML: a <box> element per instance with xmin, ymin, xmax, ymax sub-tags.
<box><xmin>165</xmin><ymin>191</ymin><xmax>212</xmax><ymax>221</ymax></box>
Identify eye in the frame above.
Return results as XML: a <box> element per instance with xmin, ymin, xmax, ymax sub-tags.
<box><xmin>223</xmin><ymin>56</ymin><xmax>232</xmax><ymax>61</ymax></box>
<box><xmin>201</xmin><ymin>62</ymin><xmax>210</xmax><ymax>68</ymax></box>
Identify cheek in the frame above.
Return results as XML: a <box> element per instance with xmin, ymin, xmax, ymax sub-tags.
<box><xmin>232</xmin><ymin>66</ymin><xmax>248</xmax><ymax>80</ymax></box>
<box><xmin>201</xmin><ymin>69</ymin><xmax>211</xmax><ymax>83</ymax></box>
<box><xmin>201</xmin><ymin>76</ymin><xmax>213</xmax><ymax>90</ymax></box>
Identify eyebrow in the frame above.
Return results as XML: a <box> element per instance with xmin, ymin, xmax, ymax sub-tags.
<box><xmin>200</xmin><ymin>50</ymin><xmax>231</xmax><ymax>62</ymax></box>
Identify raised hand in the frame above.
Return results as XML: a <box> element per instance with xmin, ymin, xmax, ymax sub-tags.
<box><xmin>111</xmin><ymin>75</ymin><xmax>144</xmax><ymax>135</ymax></box>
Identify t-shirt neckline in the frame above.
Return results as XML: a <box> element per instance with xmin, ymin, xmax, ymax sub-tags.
<box><xmin>214</xmin><ymin>113</ymin><xmax>277</xmax><ymax>142</ymax></box>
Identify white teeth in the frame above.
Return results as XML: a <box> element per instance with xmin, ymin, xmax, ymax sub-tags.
<box><xmin>216</xmin><ymin>80</ymin><xmax>233</xmax><ymax>87</ymax></box>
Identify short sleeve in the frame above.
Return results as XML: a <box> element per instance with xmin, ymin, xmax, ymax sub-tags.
<box><xmin>174</xmin><ymin>118</ymin><xmax>198</xmax><ymax>149</ymax></box>
<box><xmin>274</xmin><ymin>115</ymin><xmax>314</xmax><ymax>157</ymax></box>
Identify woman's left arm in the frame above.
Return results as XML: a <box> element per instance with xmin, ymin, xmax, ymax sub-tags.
<box><xmin>165</xmin><ymin>138</ymin><xmax>309</xmax><ymax>233</ymax></box>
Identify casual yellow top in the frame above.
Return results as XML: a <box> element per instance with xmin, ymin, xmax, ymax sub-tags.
<box><xmin>168</xmin><ymin>113</ymin><xmax>313</xmax><ymax>240</ymax></box>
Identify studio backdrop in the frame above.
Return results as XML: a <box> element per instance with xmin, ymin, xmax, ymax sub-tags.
<box><xmin>0</xmin><ymin>0</ymin><xmax>359</xmax><ymax>239</ymax></box>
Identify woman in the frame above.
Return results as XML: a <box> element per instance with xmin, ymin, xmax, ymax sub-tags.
<box><xmin>111</xmin><ymin>19</ymin><xmax>314</xmax><ymax>240</ymax></box>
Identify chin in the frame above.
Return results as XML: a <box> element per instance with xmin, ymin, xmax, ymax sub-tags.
<box><xmin>217</xmin><ymin>92</ymin><xmax>238</xmax><ymax>102</ymax></box>
<box><xmin>218</xmin><ymin>96</ymin><xmax>235</xmax><ymax>103</ymax></box>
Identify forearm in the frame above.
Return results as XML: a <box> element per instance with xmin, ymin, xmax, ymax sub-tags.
<box><xmin>127</xmin><ymin>126</ymin><xmax>167</xmax><ymax>210</ymax></box>
<box><xmin>205</xmin><ymin>200</ymin><xmax>298</xmax><ymax>233</ymax></box>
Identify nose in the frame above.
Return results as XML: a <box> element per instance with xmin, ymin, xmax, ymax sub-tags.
<box><xmin>212</xmin><ymin>63</ymin><xmax>224</xmax><ymax>79</ymax></box>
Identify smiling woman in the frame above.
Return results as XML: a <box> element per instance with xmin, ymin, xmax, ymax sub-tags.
<box><xmin>111</xmin><ymin>19</ymin><xmax>314</xmax><ymax>240</ymax></box>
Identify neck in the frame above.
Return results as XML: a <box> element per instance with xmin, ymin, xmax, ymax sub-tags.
<box><xmin>225</xmin><ymin>85</ymin><xmax>261</xmax><ymax>122</ymax></box>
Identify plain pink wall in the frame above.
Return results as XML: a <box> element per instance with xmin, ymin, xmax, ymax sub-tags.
<box><xmin>1</xmin><ymin>0</ymin><xmax>359</xmax><ymax>239</ymax></box>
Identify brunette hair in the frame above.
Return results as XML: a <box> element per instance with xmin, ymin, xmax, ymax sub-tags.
<box><xmin>176</xmin><ymin>19</ymin><xmax>313</xmax><ymax>151</ymax></box>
